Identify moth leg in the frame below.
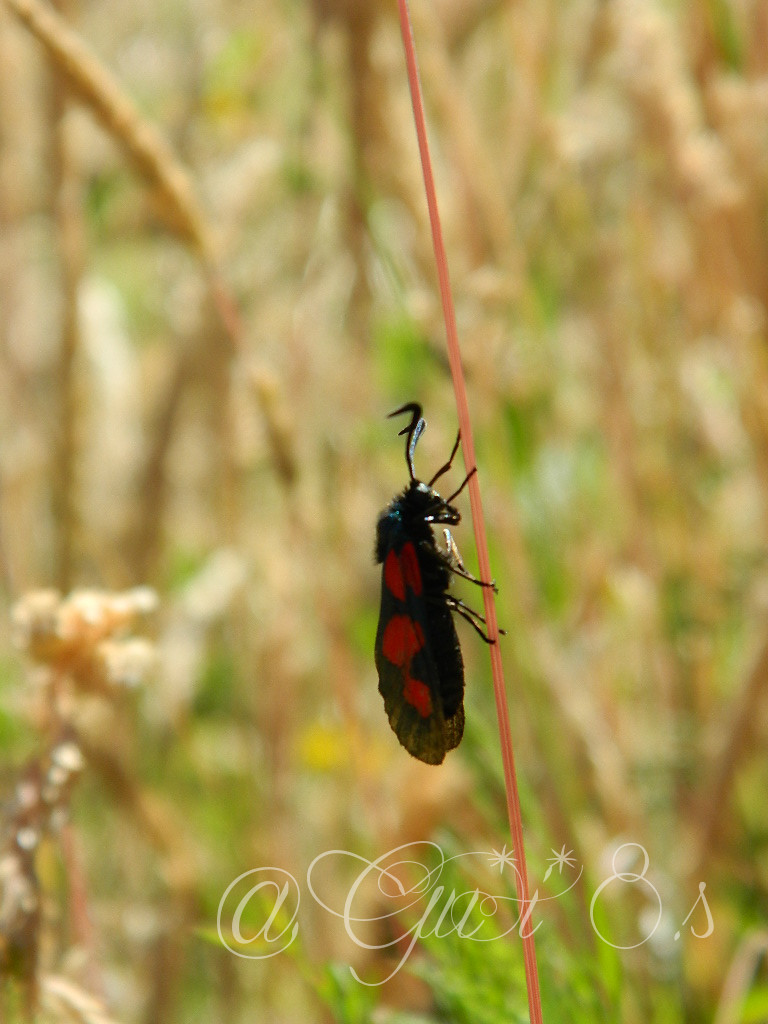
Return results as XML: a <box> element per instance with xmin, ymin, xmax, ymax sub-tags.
<box><xmin>443</xmin><ymin>594</ymin><xmax>486</xmax><ymax>623</ymax></box>
<box><xmin>442</xmin><ymin>529</ymin><xmax>498</xmax><ymax>592</ymax></box>
<box><xmin>447</xmin><ymin>594</ymin><xmax>507</xmax><ymax>636</ymax></box>
<box><xmin>444</xmin><ymin>597</ymin><xmax>504</xmax><ymax>645</ymax></box>
<box><xmin>425</xmin><ymin>592</ymin><xmax>505</xmax><ymax>644</ymax></box>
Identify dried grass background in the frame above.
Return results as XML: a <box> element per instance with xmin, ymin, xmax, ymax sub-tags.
<box><xmin>1</xmin><ymin>0</ymin><xmax>768</xmax><ymax>1021</ymax></box>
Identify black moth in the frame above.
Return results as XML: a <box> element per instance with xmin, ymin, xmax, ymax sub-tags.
<box><xmin>374</xmin><ymin>402</ymin><xmax>499</xmax><ymax>764</ymax></box>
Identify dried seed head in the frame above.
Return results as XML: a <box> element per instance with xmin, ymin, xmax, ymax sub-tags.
<box><xmin>47</xmin><ymin>764</ymin><xmax>69</xmax><ymax>788</ymax></box>
<box><xmin>96</xmin><ymin>638</ymin><xmax>156</xmax><ymax>689</ymax></box>
<box><xmin>0</xmin><ymin>853</ymin><xmax>21</xmax><ymax>881</ymax></box>
<box><xmin>15</xmin><ymin>780</ymin><xmax>39</xmax><ymax>811</ymax></box>
<box><xmin>118</xmin><ymin>586</ymin><xmax>159</xmax><ymax>616</ymax></box>
<box><xmin>11</xmin><ymin>590</ymin><xmax>62</xmax><ymax>658</ymax></box>
<box><xmin>41</xmin><ymin>784</ymin><xmax>61</xmax><ymax>805</ymax></box>
<box><xmin>51</xmin><ymin>741</ymin><xmax>85</xmax><ymax>774</ymax></box>
<box><xmin>12</xmin><ymin>586</ymin><xmax>158</xmax><ymax>700</ymax></box>
<box><xmin>15</xmin><ymin>828</ymin><xmax>38</xmax><ymax>852</ymax></box>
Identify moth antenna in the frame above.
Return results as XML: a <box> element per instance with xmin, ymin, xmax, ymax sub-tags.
<box><xmin>388</xmin><ymin>402</ymin><xmax>425</xmax><ymax>481</ymax></box>
<box><xmin>428</xmin><ymin>428</ymin><xmax>461</xmax><ymax>486</ymax></box>
<box><xmin>445</xmin><ymin>465</ymin><xmax>477</xmax><ymax>503</ymax></box>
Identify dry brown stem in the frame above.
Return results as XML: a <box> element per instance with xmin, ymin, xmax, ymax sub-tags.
<box><xmin>696</xmin><ymin>633</ymin><xmax>768</xmax><ymax>875</ymax></box>
<box><xmin>59</xmin><ymin>823</ymin><xmax>103</xmax><ymax>999</ymax></box>
<box><xmin>410</xmin><ymin>0</ymin><xmax>516</xmax><ymax>269</ymax></box>
<box><xmin>4</xmin><ymin>0</ymin><xmax>253</xmax><ymax>590</ymax></box>
<box><xmin>4</xmin><ymin>0</ymin><xmax>212</xmax><ymax>260</ymax></box>
<box><xmin>47</xmin><ymin>0</ymin><xmax>84</xmax><ymax>592</ymax></box>
<box><xmin>41</xmin><ymin>973</ymin><xmax>123</xmax><ymax>1024</ymax></box>
<box><xmin>128</xmin><ymin>347</ymin><xmax>195</xmax><ymax>582</ymax></box>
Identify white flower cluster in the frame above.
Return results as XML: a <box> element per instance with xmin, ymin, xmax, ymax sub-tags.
<box><xmin>11</xmin><ymin>587</ymin><xmax>158</xmax><ymax>692</ymax></box>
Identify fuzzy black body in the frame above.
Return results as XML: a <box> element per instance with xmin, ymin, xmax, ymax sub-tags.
<box><xmin>375</xmin><ymin>478</ymin><xmax>466</xmax><ymax>764</ymax></box>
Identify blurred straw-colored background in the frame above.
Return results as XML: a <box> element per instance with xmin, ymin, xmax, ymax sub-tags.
<box><xmin>1</xmin><ymin>0</ymin><xmax>768</xmax><ymax>1020</ymax></box>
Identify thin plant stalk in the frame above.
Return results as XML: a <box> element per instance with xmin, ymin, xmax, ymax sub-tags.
<box><xmin>396</xmin><ymin>2</ymin><xmax>544</xmax><ymax>1021</ymax></box>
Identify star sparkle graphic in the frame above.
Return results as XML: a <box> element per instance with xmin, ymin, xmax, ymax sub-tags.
<box><xmin>543</xmin><ymin>844</ymin><xmax>577</xmax><ymax>881</ymax></box>
<box><xmin>487</xmin><ymin>844</ymin><xmax>516</xmax><ymax>874</ymax></box>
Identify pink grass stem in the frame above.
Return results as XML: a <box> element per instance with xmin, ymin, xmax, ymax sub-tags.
<box><xmin>395</xmin><ymin>3</ymin><xmax>544</xmax><ymax>1021</ymax></box>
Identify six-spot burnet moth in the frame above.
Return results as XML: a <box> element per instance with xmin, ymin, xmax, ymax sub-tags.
<box><xmin>374</xmin><ymin>402</ymin><xmax>501</xmax><ymax>764</ymax></box>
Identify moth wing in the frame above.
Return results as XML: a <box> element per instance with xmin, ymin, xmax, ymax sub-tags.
<box><xmin>427</xmin><ymin>598</ymin><xmax>465</xmax><ymax>728</ymax></box>
<box><xmin>375</xmin><ymin>545</ymin><xmax>463</xmax><ymax>764</ymax></box>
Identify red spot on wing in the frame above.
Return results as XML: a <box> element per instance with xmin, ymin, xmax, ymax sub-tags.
<box><xmin>382</xmin><ymin>615</ymin><xmax>424</xmax><ymax>664</ymax></box>
<box><xmin>381</xmin><ymin>615</ymin><xmax>432</xmax><ymax>718</ymax></box>
<box><xmin>383</xmin><ymin>543</ymin><xmax>423</xmax><ymax>601</ymax></box>
<box><xmin>384</xmin><ymin>549</ymin><xmax>406</xmax><ymax>601</ymax></box>
<box><xmin>403</xmin><ymin>676</ymin><xmax>432</xmax><ymax>717</ymax></box>
<box><xmin>399</xmin><ymin>542</ymin><xmax>422</xmax><ymax>595</ymax></box>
